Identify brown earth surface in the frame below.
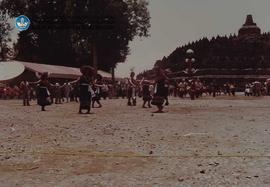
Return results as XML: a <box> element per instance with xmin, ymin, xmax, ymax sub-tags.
<box><xmin>1</xmin><ymin>95</ymin><xmax>270</xmax><ymax>187</ymax></box>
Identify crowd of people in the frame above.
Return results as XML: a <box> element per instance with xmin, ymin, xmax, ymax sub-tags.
<box><xmin>245</xmin><ymin>80</ymin><xmax>270</xmax><ymax>97</ymax></box>
<box><xmin>168</xmin><ymin>81</ymin><xmax>237</xmax><ymax>98</ymax></box>
<box><xmin>0</xmin><ymin>79</ymin><xmax>110</xmax><ymax>105</ymax></box>
<box><xmin>1</xmin><ymin>66</ymin><xmax>270</xmax><ymax>113</ymax></box>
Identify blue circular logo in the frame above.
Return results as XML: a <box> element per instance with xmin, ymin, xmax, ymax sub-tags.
<box><xmin>15</xmin><ymin>15</ymin><xmax>30</xmax><ymax>31</ymax></box>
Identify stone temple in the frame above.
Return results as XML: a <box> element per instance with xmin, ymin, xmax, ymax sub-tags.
<box><xmin>238</xmin><ymin>15</ymin><xmax>261</xmax><ymax>37</ymax></box>
<box><xmin>139</xmin><ymin>15</ymin><xmax>270</xmax><ymax>86</ymax></box>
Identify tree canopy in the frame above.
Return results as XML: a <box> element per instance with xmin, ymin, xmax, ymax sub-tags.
<box><xmin>0</xmin><ymin>0</ymin><xmax>150</xmax><ymax>71</ymax></box>
<box><xmin>0</xmin><ymin>12</ymin><xmax>12</xmax><ymax>60</ymax></box>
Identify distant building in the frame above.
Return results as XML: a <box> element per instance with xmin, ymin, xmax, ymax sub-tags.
<box><xmin>139</xmin><ymin>15</ymin><xmax>270</xmax><ymax>86</ymax></box>
<box><xmin>238</xmin><ymin>15</ymin><xmax>261</xmax><ymax>37</ymax></box>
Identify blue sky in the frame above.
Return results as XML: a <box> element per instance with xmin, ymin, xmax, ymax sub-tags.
<box><xmin>115</xmin><ymin>0</ymin><xmax>270</xmax><ymax>77</ymax></box>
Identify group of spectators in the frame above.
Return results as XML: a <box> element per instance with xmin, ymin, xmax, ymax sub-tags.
<box><xmin>0</xmin><ymin>81</ymin><xmax>110</xmax><ymax>104</ymax></box>
<box><xmin>245</xmin><ymin>80</ymin><xmax>270</xmax><ymax>97</ymax></box>
<box><xmin>165</xmin><ymin>80</ymin><xmax>237</xmax><ymax>99</ymax></box>
<box><xmin>0</xmin><ymin>84</ymin><xmax>35</xmax><ymax>100</ymax></box>
<box><xmin>1</xmin><ymin>79</ymin><xmax>270</xmax><ymax>103</ymax></box>
<box><xmin>113</xmin><ymin>79</ymin><xmax>237</xmax><ymax>101</ymax></box>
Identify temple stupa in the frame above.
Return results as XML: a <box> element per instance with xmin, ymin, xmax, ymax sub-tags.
<box><xmin>238</xmin><ymin>15</ymin><xmax>261</xmax><ymax>37</ymax></box>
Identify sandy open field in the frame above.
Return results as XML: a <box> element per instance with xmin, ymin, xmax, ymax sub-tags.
<box><xmin>1</xmin><ymin>96</ymin><xmax>270</xmax><ymax>187</ymax></box>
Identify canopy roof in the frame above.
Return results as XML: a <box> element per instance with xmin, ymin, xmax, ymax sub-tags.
<box><xmin>14</xmin><ymin>61</ymin><xmax>112</xmax><ymax>79</ymax></box>
<box><xmin>0</xmin><ymin>61</ymin><xmax>25</xmax><ymax>82</ymax></box>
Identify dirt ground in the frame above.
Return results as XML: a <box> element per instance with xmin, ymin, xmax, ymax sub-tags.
<box><xmin>1</xmin><ymin>95</ymin><xmax>270</xmax><ymax>187</ymax></box>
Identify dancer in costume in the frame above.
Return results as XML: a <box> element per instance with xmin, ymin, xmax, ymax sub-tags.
<box><xmin>29</xmin><ymin>73</ymin><xmax>53</xmax><ymax>111</ymax></box>
<box><xmin>151</xmin><ymin>67</ymin><xmax>169</xmax><ymax>113</ymax></box>
<box><xmin>141</xmin><ymin>79</ymin><xmax>152</xmax><ymax>108</ymax></box>
<box><xmin>92</xmin><ymin>74</ymin><xmax>103</xmax><ymax>108</ymax></box>
<box><xmin>70</xmin><ymin>66</ymin><xmax>94</xmax><ymax>114</ymax></box>
<box><xmin>127</xmin><ymin>72</ymin><xmax>138</xmax><ymax>106</ymax></box>
<box><xmin>164</xmin><ymin>80</ymin><xmax>170</xmax><ymax>106</ymax></box>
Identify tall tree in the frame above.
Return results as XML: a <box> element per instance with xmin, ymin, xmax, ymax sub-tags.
<box><xmin>0</xmin><ymin>12</ymin><xmax>12</xmax><ymax>61</ymax></box>
<box><xmin>0</xmin><ymin>0</ymin><xmax>150</xmax><ymax>71</ymax></box>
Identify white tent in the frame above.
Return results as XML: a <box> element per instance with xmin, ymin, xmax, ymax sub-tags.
<box><xmin>0</xmin><ymin>60</ymin><xmax>113</xmax><ymax>81</ymax></box>
<box><xmin>19</xmin><ymin>61</ymin><xmax>112</xmax><ymax>79</ymax></box>
<box><xmin>0</xmin><ymin>61</ymin><xmax>25</xmax><ymax>82</ymax></box>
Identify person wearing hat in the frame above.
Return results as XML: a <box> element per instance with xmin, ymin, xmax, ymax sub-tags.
<box><xmin>29</xmin><ymin>72</ymin><xmax>53</xmax><ymax>111</ymax></box>
<box><xmin>70</xmin><ymin>66</ymin><xmax>95</xmax><ymax>114</ymax></box>
<box><xmin>151</xmin><ymin>67</ymin><xmax>169</xmax><ymax>113</ymax></box>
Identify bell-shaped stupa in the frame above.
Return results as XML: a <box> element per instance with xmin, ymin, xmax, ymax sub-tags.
<box><xmin>238</xmin><ymin>15</ymin><xmax>261</xmax><ymax>37</ymax></box>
